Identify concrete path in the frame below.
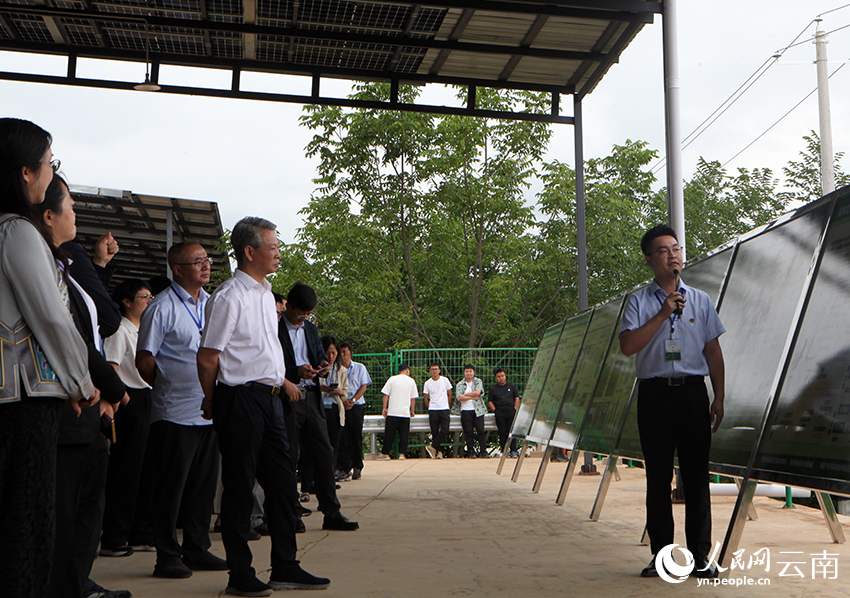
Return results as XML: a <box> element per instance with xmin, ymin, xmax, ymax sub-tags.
<box><xmin>91</xmin><ymin>455</ymin><xmax>850</xmax><ymax>597</ymax></box>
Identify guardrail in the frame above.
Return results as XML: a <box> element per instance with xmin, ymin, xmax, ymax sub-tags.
<box><xmin>363</xmin><ymin>413</ymin><xmax>498</xmax><ymax>454</ymax></box>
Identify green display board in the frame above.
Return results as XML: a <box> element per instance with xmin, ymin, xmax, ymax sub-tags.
<box><xmin>527</xmin><ymin>310</ymin><xmax>592</xmax><ymax>443</ymax></box>
<box><xmin>510</xmin><ymin>321</ymin><xmax>565</xmax><ymax>439</ymax></box>
<box><xmin>550</xmin><ymin>306</ymin><xmax>616</xmax><ymax>449</ymax></box>
<box><xmin>709</xmin><ymin>204</ymin><xmax>829</xmax><ymax>468</ymax></box>
<box><xmin>575</xmin><ymin>296</ymin><xmax>632</xmax><ymax>455</ymax></box>
<box><xmin>755</xmin><ymin>193</ymin><xmax>850</xmax><ymax>485</ymax></box>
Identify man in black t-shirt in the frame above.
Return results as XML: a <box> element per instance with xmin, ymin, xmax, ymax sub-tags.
<box><xmin>487</xmin><ymin>368</ymin><xmax>520</xmax><ymax>457</ymax></box>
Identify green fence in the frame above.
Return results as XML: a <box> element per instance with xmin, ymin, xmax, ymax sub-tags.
<box><xmin>353</xmin><ymin>348</ymin><xmax>537</xmax><ymax>415</ymax></box>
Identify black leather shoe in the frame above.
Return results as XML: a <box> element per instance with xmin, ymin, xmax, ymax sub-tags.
<box><xmin>153</xmin><ymin>558</ymin><xmax>193</xmax><ymax>579</ymax></box>
<box><xmin>694</xmin><ymin>555</ymin><xmax>719</xmax><ymax>578</ymax></box>
<box><xmin>322</xmin><ymin>512</ymin><xmax>359</xmax><ymax>531</ymax></box>
<box><xmin>182</xmin><ymin>550</ymin><xmax>228</xmax><ymax>571</ymax></box>
<box><xmin>298</xmin><ymin>504</ymin><xmax>312</xmax><ymax>517</ymax></box>
<box><xmin>225</xmin><ymin>575</ymin><xmax>272</xmax><ymax>597</ymax></box>
<box><xmin>268</xmin><ymin>563</ymin><xmax>330</xmax><ymax>590</ymax></box>
<box><xmin>253</xmin><ymin>522</ymin><xmax>270</xmax><ymax>536</ymax></box>
<box><xmin>640</xmin><ymin>555</ymin><xmax>658</xmax><ymax>578</ymax></box>
<box><xmin>295</xmin><ymin>519</ymin><xmax>306</xmax><ymax>533</ymax></box>
<box><xmin>247</xmin><ymin>528</ymin><xmax>261</xmax><ymax>541</ymax></box>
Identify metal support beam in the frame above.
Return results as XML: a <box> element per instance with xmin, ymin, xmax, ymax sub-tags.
<box><xmin>556</xmin><ymin>446</ymin><xmax>581</xmax><ymax>505</ymax></box>
<box><xmin>815</xmin><ymin>492</ymin><xmax>846</xmax><ymax>544</ymax></box>
<box><xmin>733</xmin><ymin>478</ymin><xmax>758</xmax><ymax>521</ymax></box>
<box><xmin>243</xmin><ymin>0</ymin><xmax>257</xmax><ymax>61</ymax></box>
<box><xmin>532</xmin><ymin>445</ymin><xmax>552</xmax><ymax>493</ymax></box>
<box><xmin>589</xmin><ymin>455</ymin><xmax>620</xmax><ymax>521</ymax></box>
<box><xmin>510</xmin><ymin>440</ymin><xmax>529</xmax><ymax>482</ymax></box>
<box><xmin>575</xmin><ymin>95</ymin><xmax>588</xmax><ymax>311</ymax></box>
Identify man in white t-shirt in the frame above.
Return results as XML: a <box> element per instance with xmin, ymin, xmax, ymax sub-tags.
<box><xmin>378</xmin><ymin>364</ymin><xmax>418</xmax><ymax>460</ymax></box>
<box><xmin>423</xmin><ymin>363</ymin><xmax>452</xmax><ymax>459</ymax></box>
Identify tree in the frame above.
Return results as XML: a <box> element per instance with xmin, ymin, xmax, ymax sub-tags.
<box><xmin>780</xmin><ymin>131</ymin><xmax>850</xmax><ymax>204</ymax></box>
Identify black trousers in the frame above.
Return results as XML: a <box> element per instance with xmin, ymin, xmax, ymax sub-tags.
<box><xmin>428</xmin><ymin>410</ymin><xmax>450</xmax><ymax>453</ymax></box>
<box><xmin>101</xmin><ymin>387</ymin><xmax>151</xmax><ymax>549</ymax></box>
<box><xmin>494</xmin><ymin>408</ymin><xmax>517</xmax><ymax>453</ymax></box>
<box><xmin>149</xmin><ymin>420</ymin><xmax>218</xmax><ymax>563</ymax></box>
<box><xmin>0</xmin><ymin>396</ymin><xmax>63</xmax><ymax>598</ymax></box>
<box><xmin>637</xmin><ymin>379</ymin><xmax>712</xmax><ymax>557</ymax></box>
<box><xmin>337</xmin><ymin>403</ymin><xmax>365</xmax><ymax>473</ymax></box>
<box><xmin>213</xmin><ymin>384</ymin><xmax>299</xmax><ymax>583</ymax></box>
<box><xmin>324</xmin><ymin>406</ymin><xmax>343</xmax><ymax>466</ymax></box>
<box><xmin>49</xmin><ymin>437</ymin><xmax>108</xmax><ymax>598</ymax></box>
<box><xmin>382</xmin><ymin>416</ymin><xmax>410</xmax><ymax>455</ymax></box>
<box><xmin>285</xmin><ymin>388</ymin><xmax>341</xmax><ymax>516</ymax></box>
<box><xmin>461</xmin><ymin>411</ymin><xmax>487</xmax><ymax>455</ymax></box>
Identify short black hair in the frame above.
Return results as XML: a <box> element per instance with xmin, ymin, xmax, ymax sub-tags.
<box><xmin>641</xmin><ymin>224</ymin><xmax>678</xmax><ymax>256</ymax></box>
<box><xmin>429</xmin><ymin>363</ymin><xmax>441</xmax><ymax>369</ymax></box>
<box><xmin>398</xmin><ymin>363</ymin><xmax>410</xmax><ymax>373</ymax></box>
<box><xmin>493</xmin><ymin>367</ymin><xmax>506</xmax><ymax>377</ymax></box>
<box><xmin>112</xmin><ymin>278</ymin><xmax>151</xmax><ymax>316</ymax></box>
<box><xmin>287</xmin><ymin>283</ymin><xmax>318</xmax><ymax>311</ymax></box>
<box><xmin>272</xmin><ymin>291</ymin><xmax>284</xmax><ymax>303</ymax></box>
<box><xmin>339</xmin><ymin>342</ymin><xmax>354</xmax><ymax>354</ymax></box>
<box><xmin>463</xmin><ymin>364</ymin><xmax>475</xmax><ymax>372</ymax></box>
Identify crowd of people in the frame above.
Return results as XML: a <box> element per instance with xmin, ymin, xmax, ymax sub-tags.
<box><xmin>0</xmin><ymin>117</ymin><xmax>528</xmax><ymax>598</ymax></box>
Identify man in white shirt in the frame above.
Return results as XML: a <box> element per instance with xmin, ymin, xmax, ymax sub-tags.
<box><xmin>423</xmin><ymin>363</ymin><xmax>452</xmax><ymax>459</ymax></box>
<box><xmin>135</xmin><ymin>242</ymin><xmax>226</xmax><ymax>579</ymax></box>
<box><xmin>378</xmin><ymin>364</ymin><xmax>418</xmax><ymax>459</ymax></box>
<box><xmin>197</xmin><ymin>217</ymin><xmax>330</xmax><ymax>596</ymax></box>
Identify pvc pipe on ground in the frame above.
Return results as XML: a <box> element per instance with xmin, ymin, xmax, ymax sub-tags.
<box><xmin>709</xmin><ymin>484</ymin><xmax>810</xmax><ymax>498</ymax></box>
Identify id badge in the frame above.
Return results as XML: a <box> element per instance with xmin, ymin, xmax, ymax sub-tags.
<box><xmin>664</xmin><ymin>339</ymin><xmax>681</xmax><ymax>361</ymax></box>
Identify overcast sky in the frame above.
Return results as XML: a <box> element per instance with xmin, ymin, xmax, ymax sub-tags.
<box><xmin>2</xmin><ymin>1</ymin><xmax>850</xmax><ymax>244</ymax></box>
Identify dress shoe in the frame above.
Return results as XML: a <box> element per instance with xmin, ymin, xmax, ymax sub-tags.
<box><xmin>694</xmin><ymin>555</ymin><xmax>719</xmax><ymax>578</ymax></box>
<box><xmin>99</xmin><ymin>545</ymin><xmax>134</xmax><ymax>557</ymax></box>
<box><xmin>298</xmin><ymin>504</ymin><xmax>312</xmax><ymax>517</ymax></box>
<box><xmin>478</xmin><ymin>452</ymin><xmax>490</xmax><ymax>459</ymax></box>
<box><xmin>322</xmin><ymin>512</ymin><xmax>359</xmax><ymax>531</ymax></box>
<box><xmin>182</xmin><ymin>550</ymin><xmax>228</xmax><ymax>571</ymax></box>
<box><xmin>253</xmin><ymin>522</ymin><xmax>270</xmax><ymax>536</ymax></box>
<box><xmin>225</xmin><ymin>575</ymin><xmax>273</xmax><ymax>597</ymax></box>
<box><xmin>248</xmin><ymin>528</ymin><xmax>261</xmax><ymax>541</ymax></box>
<box><xmin>153</xmin><ymin>558</ymin><xmax>193</xmax><ymax>579</ymax></box>
<box><xmin>296</xmin><ymin>519</ymin><xmax>306</xmax><ymax>533</ymax></box>
<box><xmin>268</xmin><ymin>562</ymin><xmax>330</xmax><ymax>590</ymax></box>
<box><xmin>640</xmin><ymin>555</ymin><xmax>658</xmax><ymax>578</ymax></box>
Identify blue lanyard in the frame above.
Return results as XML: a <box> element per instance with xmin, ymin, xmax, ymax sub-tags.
<box><xmin>172</xmin><ymin>287</ymin><xmax>203</xmax><ymax>335</ymax></box>
<box><xmin>655</xmin><ymin>289</ymin><xmax>680</xmax><ymax>339</ymax></box>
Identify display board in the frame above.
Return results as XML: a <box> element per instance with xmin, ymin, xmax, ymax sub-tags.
<box><xmin>754</xmin><ymin>193</ymin><xmax>850</xmax><ymax>488</ymax></box>
<box><xmin>709</xmin><ymin>204</ymin><xmax>829</xmax><ymax>469</ymax></box>
<box><xmin>527</xmin><ymin>311</ymin><xmax>592</xmax><ymax>443</ymax></box>
<box><xmin>616</xmin><ymin>247</ymin><xmax>735</xmax><ymax>460</ymax></box>
<box><xmin>550</xmin><ymin>304</ymin><xmax>618</xmax><ymax>449</ymax></box>
<box><xmin>510</xmin><ymin>321</ymin><xmax>565</xmax><ymax>439</ymax></box>
<box><xmin>574</xmin><ymin>296</ymin><xmax>633</xmax><ymax>455</ymax></box>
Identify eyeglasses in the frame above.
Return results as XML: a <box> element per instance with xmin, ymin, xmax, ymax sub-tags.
<box><xmin>44</xmin><ymin>158</ymin><xmax>60</xmax><ymax>173</ymax></box>
<box><xmin>135</xmin><ymin>294</ymin><xmax>154</xmax><ymax>302</ymax></box>
<box><xmin>652</xmin><ymin>245</ymin><xmax>681</xmax><ymax>257</ymax></box>
<box><xmin>175</xmin><ymin>257</ymin><xmax>213</xmax><ymax>268</ymax></box>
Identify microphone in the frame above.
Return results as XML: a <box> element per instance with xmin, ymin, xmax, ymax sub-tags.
<box><xmin>672</xmin><ymin>268</ymin><xmax>683</xmax><ymax>316</ymax></box>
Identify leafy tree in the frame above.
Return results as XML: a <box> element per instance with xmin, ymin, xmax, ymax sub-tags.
<box><xmin>780</xmin><ymin>131</ymin><xmax>850</xmax><ymax>203</ymax></box>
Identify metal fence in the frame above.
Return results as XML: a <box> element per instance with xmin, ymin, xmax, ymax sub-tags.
<box><xmin>353</xmin><ymin>348</ymin><xmax>537</xmax><ymax>415</ymax></box>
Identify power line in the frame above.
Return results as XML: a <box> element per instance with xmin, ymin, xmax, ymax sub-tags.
<box><xmin>649</xmin><ymin>15</ymin><xmax>825</xmax><ymax>176</ymax></box>
<box><xmin>720</xmin><ymin>62</ymin><xmax>846</xmax><ymax>168</ymax></box>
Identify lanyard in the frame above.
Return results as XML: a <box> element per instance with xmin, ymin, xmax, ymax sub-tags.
<box><xmin>172</xmin><ymin>287</ymin><xmax>203</xmax><ymax>336</ymax></box>
<box><xmin>655</xmin><ymin>290</ymin><xmax>680</xmax><ymax>340</ymax></box>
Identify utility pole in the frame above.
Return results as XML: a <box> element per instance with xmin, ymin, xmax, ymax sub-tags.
<box><xmin>663</xmin><ymin>0</ymin><xmax>686</xmax><ymax>261</ymax></box>
<box><xmin>815</xmin><ymin>19</ymin><xmax>835</xmax><ymax>195</ymax></box>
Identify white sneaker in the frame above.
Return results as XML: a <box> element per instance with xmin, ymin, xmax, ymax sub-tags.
<box><xmin>436</xmin><ymin>451</ymin><xmax>443</xmax><ymax>459</ymax></box>
<box><xmin>425</xmin><ymin>446</ymin><xmax>437</xmax><ymax>459</ymax></box>
<box><xmin>398</xmin><ymin>454</ymin><xmax>406</xmax><ymax>460</ymax></box>
<box><xmin>375</xmin><ymin>454</ymin><xmax>391</xmax><ymax>460</ymax></box>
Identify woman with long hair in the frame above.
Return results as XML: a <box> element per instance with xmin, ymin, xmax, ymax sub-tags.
<box><xmin>0</xmin><ymin>118</ymin><xmax>98</xmax><ymax>597</ymax></box>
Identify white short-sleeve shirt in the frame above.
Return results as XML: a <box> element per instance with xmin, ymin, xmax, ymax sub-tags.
<box><xmin>423</xmin><ymin>376</ymin><xmax>452</xmax><ymax>410</ymax></box>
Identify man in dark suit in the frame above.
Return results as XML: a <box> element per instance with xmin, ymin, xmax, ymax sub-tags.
<box><xmin>279</xmin><ymin>283</ymin><xmax>358</xmax><ymax>532</ymax></box>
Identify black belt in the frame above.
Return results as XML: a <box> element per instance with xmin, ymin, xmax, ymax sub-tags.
<box><xmin>641</xmin><ymin>375</ymin><xmax>704</xmax><ymax>387</ymax></box>
<box><xmin>244</xmin><ymin>381</ymin><xmax>281</xmax><ymax>396</ymax></box>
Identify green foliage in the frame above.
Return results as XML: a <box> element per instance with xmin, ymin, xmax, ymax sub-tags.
<box><xmin>780</xmin><ymin>131</ymin><xmax>850</xmax><ymax>203</ymax></box>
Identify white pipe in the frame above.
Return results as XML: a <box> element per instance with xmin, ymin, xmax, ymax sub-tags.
<box><xmin>710</xmin><ymin>484</ymin><xmax>810</xmax><ymax>498</ymax></box>
<box><xmin>662</xmin><ymin>0</ymin><xmax>686</xmax><ymax>260</ymax></box>
<box><xmin>815</xmin><ymin>24</ymin><xmax>835</xmax><ymax>195</ymax></box>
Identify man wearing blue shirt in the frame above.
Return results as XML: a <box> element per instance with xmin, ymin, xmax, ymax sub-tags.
<box><xmin>619</xmin><ymin>225</ymin><xmax>726</xmax><ymax>580</ymax></box>
<box><xmin>136</xmin><ymin>242</ymin><xmax>226</xmax><ymax>579</ymax></box>
<box><xmin>336</xmin><ymin>343</ymin><xmax>371</xmax><ymax>480</ymax></box>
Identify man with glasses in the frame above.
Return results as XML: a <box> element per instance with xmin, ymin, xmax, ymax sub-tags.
<box><xmin>136</xmin><ymin>242</ymin><xmax>226</xmax><ymax>579</ymax></box>
<box><xmin>619</xmin><ymin>224</ymin><xmax>726</xmax><ymax>580</ymax></box>
<box><xmin>279</xmin><ymin>283</ymin><xmax>359</xmax><ymax>532</ymax></box>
